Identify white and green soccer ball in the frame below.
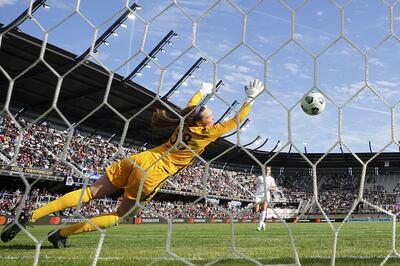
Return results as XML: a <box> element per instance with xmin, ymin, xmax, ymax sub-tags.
<box><xmin>300</xmin><ymin>91</ymin><xmax>326</xmax><ymax>116</ymax></box>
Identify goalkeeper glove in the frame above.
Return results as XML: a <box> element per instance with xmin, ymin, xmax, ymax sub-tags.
<box><xmin>199</xmin><ymin>82</ymin><xmax>213</xmax><ymax>95</ymax></box>
<box><xmin>244</xmin><ymin>79</ymin><xmax>264</xmax><ymax>100</ymax></box>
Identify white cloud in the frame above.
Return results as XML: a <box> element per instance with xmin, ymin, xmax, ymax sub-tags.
<box><xmin>237</xmin><ymin>66</ymin><xmax>250</xmax><ymax>73</ymax></box>
<box><xmin>284</xmin><ymin>63</ymin><xmax>299</xmax><ymax>75</ymax></box>
<box><xmin>169</xmin><ymin>51</ymin><xmax>181</xmax><ymax>57</ymax></box>
<box><xmin>325</xmin><ymin>82</ymin><xmax>364</xmax><ymax>105</ymax></box>
<box><xmin>339</xmin><ymin>48</ymin><xmax>351</xmax><ymax>55</ymax></box>
<box><xmin>239</xmin><ymin>55</ymin><xmax>264</xmax><ymax>67</ymax></box>
<box><xmin>190</xmin><ymin>78</ymin><xmax>203</xmax><ymax>86</ymax></box>
<box><xmin>0</xmin><ymin>0</ymin><xmax>16</xmax><ymax>7</ymax></box>
<box><xmin>221</xmin><ymin>71</ymin><xmax>255</xmax><ymax>93</ymax></box>
<box><xmin>316</xmin><ymin>11</ymin><xmax>324</xmax><ymax>17</ymax></box>
<box><xmin>248</xmin><ymin>60</ymin><xmax>263</xmax><ymax>67</ymax></box>
<box><xmin>369</xmin><ymin>58</ymin><xmax>386</xmax><ymax>67</ymax></box>
<box><xmin>324</xmin><ymin>45</ymin><xmax>358</xmax><ymax>57</ymax></box>
<box><xmin>223</xmin><ymin>72</ymin><xmax>253</xmax><ymax>83</ymax></box>
<box><xmin>221</xmin><ymin>64</ymin><xmax>252</xmax><ymax>73</ymax></box>
<box><xmin>217</xmin><ymin>42</ymin><xmax>231</xmax><ymax>51</ymax></box>
<box><xmin>257</xmin><ymin>98</ymin><xmax>282</xmax><ymax>107</ymax></box>
<box><xmin>318</xmin><ymin>35</ymin><xmax>330</xmax><ymax>42</ymax></box>
<box><xmin>371</xmin><ymin>82</ymin><xmax>400</xmax><ymax>101</ymax></box>
<box><xmin>257</xmin><ymin>35</ymin><xmax>270</xmax><ymax>44</ymax></box>
<box><xmin>268</xmin><ymin>78</ymin><xmax>279</xmax><ymax>84</ymax></box>
<box><xmin>299</xmin><ymin>73</ymin><xmax>311</xmax><ymax>79</ymax></box>
<box><xmin>220</xmin><ymin>64</ymin><xmax>236</xmax><ymax>71</ymax></box>
<box><xmin>347</xmin><ymin>105</ymin><xmax>390</xmax><ymax>115</ymax></box>
<box><xmin>168</xmin><ymin>70</ymin><xmax>185</xmax><ymax>81</ymax></box>
<box><xmin>375</xmin><ymin>80</ymin><xmax>398</xmax><ymax>88</ymax></box>
<box><xmin>293</xmin><ymin>33</ymin><xmax>303</xmax><ymax>40</ymax></box>
<box><xmin>47</xmin><ymin>0</ymin><xmax>74</xmax><ymax>10</ymax></box>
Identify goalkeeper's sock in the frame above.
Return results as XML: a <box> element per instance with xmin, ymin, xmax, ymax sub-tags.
<box><xmin>30</xmin><ymin>188</ymin><xmax>92</xmax><ymax>222</ymax></box>
<box><xmin>259</xmin><ymin>210</ymin><xmax>267</xmax><ymax>227</ymax></box>
<box><xmin>59</xmin><ymin>213</ymin><xmax>119</xmax><ymax>237</ymax></box>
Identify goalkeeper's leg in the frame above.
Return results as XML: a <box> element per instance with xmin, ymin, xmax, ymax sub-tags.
<box><xmin>49</xmin><ymin>197</ymin><xmax>142</xmax><ymax>248</ymax></box>
<box><xmin>31</xmin><ymin>175</ymin><xmax>117</xmax><ymax>222</ymax></box>
<box><xmin>1</xmin><ymin>175</ymin><xmax>117</xmax><ymax>243</ymax></box>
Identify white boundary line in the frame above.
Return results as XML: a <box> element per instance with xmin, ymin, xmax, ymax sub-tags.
<box><xmin>1</xmin><ymin>255</ymin><xmax>396</xmax><ymax>261</ymax></box>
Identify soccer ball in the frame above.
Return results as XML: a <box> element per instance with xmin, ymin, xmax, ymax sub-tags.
<box><xmin>300</xmin><ymin>92</ymin><xmax>326</xmax><ymax>116</ymax></box>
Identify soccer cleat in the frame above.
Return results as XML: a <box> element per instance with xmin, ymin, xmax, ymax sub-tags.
<box><xmin>1</xmin><ymin>212</ymin><xmax>31</xmax><ymax>242</ymax></box>
<box><xmin>48</xmin><ymin>230</ymin><xmax>67</xmax><ymax>248</ymax></box>
<box><xmin>256</xmin><ymin>224</ymin><xmax>266</xmax><ymax>231</ymax></box>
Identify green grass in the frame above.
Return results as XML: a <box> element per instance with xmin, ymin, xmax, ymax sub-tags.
<box><xmin>0</xmin><ymin>222</ymin><xmax>399</xmax><ymax>265</ymax></box>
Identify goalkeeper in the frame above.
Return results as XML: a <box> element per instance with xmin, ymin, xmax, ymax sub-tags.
<box><xmin>1</xmin><ymin>79</ymin><xmax>264</xmax><ymax>248</ymax></box>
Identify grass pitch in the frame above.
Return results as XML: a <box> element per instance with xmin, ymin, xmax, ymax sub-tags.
<box><xmin>0</xmin><ymin>222</ymin><xmax>399</xmax><ymax>265</ymax></box>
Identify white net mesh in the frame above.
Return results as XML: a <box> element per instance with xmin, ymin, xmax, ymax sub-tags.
<box><xmin>1</xmin><ymin>0</ymin><xmax>400</xmax><ymax>265</ymax></box>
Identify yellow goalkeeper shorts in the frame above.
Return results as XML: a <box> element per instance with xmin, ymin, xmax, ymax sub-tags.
<box><xmin>105</xmin><ymin>151</ymin><xmax>170</xmax><ymax>201</ymax></box>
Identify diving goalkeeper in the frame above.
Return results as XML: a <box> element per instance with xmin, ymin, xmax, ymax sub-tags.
<box><xmin>1</xmin><ymin>79</ymin><xmax>264</xmax><ymax>248</ymax></box>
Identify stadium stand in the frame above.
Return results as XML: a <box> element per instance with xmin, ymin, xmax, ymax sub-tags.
<box><xmin>1</xmin><ymin>115</ymin><xmax>400</xmax><ymax>216</ymax></box>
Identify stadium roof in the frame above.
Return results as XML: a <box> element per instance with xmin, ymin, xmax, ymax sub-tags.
<box><xmin>1</xmin><ymin>29</ymin><xmax>400</xmax><ymax>171</ymax></box>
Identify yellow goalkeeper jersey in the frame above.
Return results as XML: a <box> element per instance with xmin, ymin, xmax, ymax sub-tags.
<box><xmin>149</xmin><ymin>91</ymin><xmax>251</xmax><ymax>175</ymax></box>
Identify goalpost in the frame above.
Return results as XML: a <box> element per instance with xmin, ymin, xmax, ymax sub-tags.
<box><xmin>0</xmin><ymin>0</ymin><xmax>399</xmax><ymax>265</ymax></box>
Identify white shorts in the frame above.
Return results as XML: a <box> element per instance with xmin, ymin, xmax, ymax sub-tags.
<box><xmin>255</xmin><ymin>192</ymin><xmax>270</xmax><ymax>204</ymax></box>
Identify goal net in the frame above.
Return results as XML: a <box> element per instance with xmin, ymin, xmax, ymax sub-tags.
<box><xmin>0</xmin><ymin>0</ymin><xmax>399</xmax><ymax>265</ymax></box>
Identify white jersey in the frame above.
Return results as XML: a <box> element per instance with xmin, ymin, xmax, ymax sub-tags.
<box><xmin>254</xmin><ymin>175</ymin><xmax>276</xmax><ymax>203</ymax></box>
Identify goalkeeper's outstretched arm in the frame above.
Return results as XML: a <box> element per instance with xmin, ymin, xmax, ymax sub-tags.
<box><xmin>186</xmin><ymin>83</ymin><xmax>213</xmax><ymax>107</ymax></box>
<box><xmin>208</xmin><ymin>79</ymin><xmax>264</xmax><ymax>138</ymax></box>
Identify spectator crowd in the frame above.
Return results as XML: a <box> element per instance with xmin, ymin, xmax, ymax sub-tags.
<box><xmin>0</xmin><ymin>189</ymin><xmax>253</xmax><ymax>219</ymax></box>
<box><xmin>1</xmin><ymin>115</ymin><xmax>400</xmax><ymax>216</ymax></box>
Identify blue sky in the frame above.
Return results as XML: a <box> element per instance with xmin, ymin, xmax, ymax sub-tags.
<box><xmin>1</xmin><ymin>0</ymin><xmax>400</xmax><ymax>155</ymax></box>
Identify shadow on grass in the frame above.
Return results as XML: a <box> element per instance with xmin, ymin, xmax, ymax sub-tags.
<box><xmin>194</xmin><ymin>257</ymin><xmax>400</xmax><ymax>266</ymax></box>
<box><xmin>0</xmin><ymin>244</ymin><xmax>60</xmax><ymax>250</ymax></box>
<box><xmin>301</xmin><ymin>257</ymin><xmax>400</xmax><ymax>266</ymax></box>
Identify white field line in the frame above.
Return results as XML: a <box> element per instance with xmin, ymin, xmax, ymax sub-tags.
<box><xmin>0</xmin><ymin>255</ymin><xmax>395</xmax><ymax>261</ymax></box>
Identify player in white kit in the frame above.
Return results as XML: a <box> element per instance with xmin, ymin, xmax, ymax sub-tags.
<box><xmin>253</xmin><ymin>165</ymin><xmax>277</xmax><ymax>231</ymax></box>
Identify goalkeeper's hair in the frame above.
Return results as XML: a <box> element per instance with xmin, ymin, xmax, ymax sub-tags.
<box><xmin>151</xmin><ymin>105</ymin><xmax>205</xmax><ymax>128</ymax></box>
